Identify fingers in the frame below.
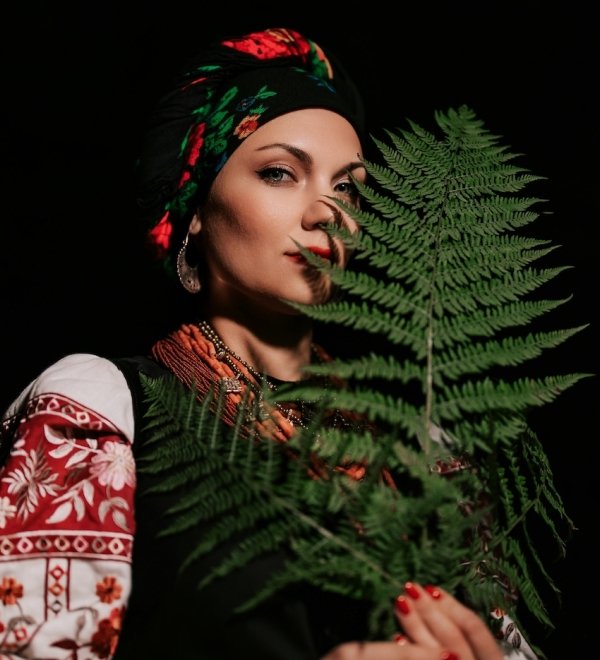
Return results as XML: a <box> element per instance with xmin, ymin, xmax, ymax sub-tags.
<box><xmin>394</xmin><ymin>591</ymin><xmax>440</xmax><ymax>648</ymax></box>
<box><xmin>395</xmin><ymin>583</ymin><xmax>472</xmax><ymax>659</ymax></box>
<box><xmin>419</xmin><ymin>585</ymin><xmax>504</xmax><ymax>659</ymax></box>
<box><xmin>394</xmin><ymin>582</ymin><xmax>503</xmax><ymax>660</ymax></box>
<box><xmin>321</xmin><ymin>582</ymin><xmax>504</xmax><ymax>660</ymax></box>
<box><xmin>321</xmin><ymin>640</ymin><xmax>459</xmax><ymax>659</ymax></box>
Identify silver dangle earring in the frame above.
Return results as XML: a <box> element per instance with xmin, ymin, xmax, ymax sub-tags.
<box><xmin>176</xmin><ymin>233</ymin><xmax>201</xmax><ymax>294</ymax></box>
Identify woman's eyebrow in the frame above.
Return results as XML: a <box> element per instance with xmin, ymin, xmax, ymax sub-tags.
<box><xmin>254</xmin><ymin>143</ymin><xmax>365</xmax><ymax>179</ymax></box>
<box><xmin>335</xmin><ymin>161</ymin><xmax>365</xmax><ymax>179</ymax></box>
<box><xmin>255</xmin><ymin>143</ymin><xmax>312</xmax><ymax>169</ymax></box>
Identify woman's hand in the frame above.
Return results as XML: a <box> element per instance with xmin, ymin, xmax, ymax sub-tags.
<box><xmin>321</xmin><ymin>582</ymin><xmax>503</xmax><ymax>660</ymax></box>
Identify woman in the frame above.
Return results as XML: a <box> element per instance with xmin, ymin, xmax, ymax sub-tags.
<box><xmin>0</xmin><ymin>27</ymin><xmax>532</xmax><ymax>659</ymax></box>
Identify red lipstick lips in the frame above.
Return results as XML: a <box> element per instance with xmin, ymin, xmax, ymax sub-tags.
<box><xmin>306</xmin><ymin>246</ymin><xmax>332</xmax><ymax>260</ymax></box>
<box><xmin>285</xmin><ymin>246</ymin><xmax>333</xmax><ymax>265</ymax></box>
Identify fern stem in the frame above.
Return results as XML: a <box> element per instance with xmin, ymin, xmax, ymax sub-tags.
<box><xmin>423</xmin><ymin>202</ymin><xmax>446</xmax><ymax>455</ymax></box>
<box><xmin>228</xmin><ymin>389</ymin><xmax>250</xmax><ymax>462</ymax></box>
<box><xmin>270</xmin><ymin>490</ymin><xmax>403</xmax><ymax>590</ymax></box>
<box><xmin>211</xmin><ymin>387</ymin><xmax>226</xmax><ymax>450</ymax></box>
<box><xmin>485</xmin><ymin>487</ymin><xmax>540</xmax><ymax>553</ymax></box>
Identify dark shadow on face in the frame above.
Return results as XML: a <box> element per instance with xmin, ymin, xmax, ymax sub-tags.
<box><xmin>303</xmin><ymin>204</ymin><xmax>351</xmax><ymax>304</ymax></box>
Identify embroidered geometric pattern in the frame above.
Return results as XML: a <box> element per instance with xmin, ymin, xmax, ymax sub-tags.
<box><xmin>0</xmin><ymin>531</ymin><xmax>133</xmax><ymax>560</ymax></box>
<box><xmin>1</xmin><ymin>359</ymin><xmax>136</xmax><ymax>658</ymax></box>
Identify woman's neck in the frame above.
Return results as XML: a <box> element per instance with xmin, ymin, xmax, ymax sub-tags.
<box><xmin>203</xmin><ymin>308</ymin><xmax>314</xmax><ymax>383</ymax></box>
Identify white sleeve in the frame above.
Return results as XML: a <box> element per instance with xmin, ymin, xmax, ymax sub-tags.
<box><xmin>1</xmin><ymin>353</ymin><xmax>136</xmax><ymax>659</ymax></box>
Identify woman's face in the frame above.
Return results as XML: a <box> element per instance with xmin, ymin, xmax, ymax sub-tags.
<box><xmin>191</xmin><ymin>108</ymin><xmax>365</xmax><ymax>315</ymax></box>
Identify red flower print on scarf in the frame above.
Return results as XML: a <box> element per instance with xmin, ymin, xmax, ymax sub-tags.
<box><xmin>184</xmin><ymin>122</ymin><xmax>206</xmax><ymax>169</ymax></box>
<box><xmin>147</xmin><ymin>211</ymin><xmax>173</xmax><ymax>258</ymax></box>
<box><xmin>223</xmin><ymin>28</ymin><xmax>311</xmax><ymax>60</ymax></box>
<box><xmin>234</xmin><ymin>115</ymin><xmax>261</xmax><ymax>139</ymax></box>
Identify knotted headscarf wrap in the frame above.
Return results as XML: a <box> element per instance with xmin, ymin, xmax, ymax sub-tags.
<box><xmin>135</xmin><ymin>27</ymin><xmax>365</xmax><ymax>272</ymax></box>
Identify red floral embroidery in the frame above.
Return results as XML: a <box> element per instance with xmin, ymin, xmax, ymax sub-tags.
<box><xmin>0</xmin><ymin>577</ymin><xmax>23</xmax><ymax>605</ymax></box>
<box><xmin>96</xmin><ymin>576</ymin><xmax>123</xmax><ymax>604</ymax></box>
<box><xmin>1</xmin><ymin>372</ymin><xmax>133</xmax><ymax>658</ymax></box>
<box><xmin>90</xmin><ymin>606</ymin><xmax>125</xmax><ymax>658</ymax></box>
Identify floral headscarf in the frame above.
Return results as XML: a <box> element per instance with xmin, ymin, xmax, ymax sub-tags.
<box><xmin>135</xmin><ymin>27</ymin><xmax>365</xmax><ymax>270</ymax></box>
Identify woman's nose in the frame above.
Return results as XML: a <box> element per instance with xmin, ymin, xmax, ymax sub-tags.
<box><xmin>301</xmin><ymin>197</ymin><xmax>341</xmax><ymax>231</ymax></box>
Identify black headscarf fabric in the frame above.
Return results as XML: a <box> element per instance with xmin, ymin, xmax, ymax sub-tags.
<box><xmin>135</xmin><ymin>27</ymin><xmax>365</xmax><ymax>269</ymax></box>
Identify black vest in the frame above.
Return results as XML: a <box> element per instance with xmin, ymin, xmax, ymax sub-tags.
<box><xmin>111</xmin><ymin>356</ymin><xmax>368</xmax><ymax>660</ymax></box>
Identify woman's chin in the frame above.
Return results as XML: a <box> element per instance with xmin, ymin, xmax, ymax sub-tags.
<box><xmin>284</xmin><ymin>281</ymin><xmax>334</xmax><ymax>308</ymax></box>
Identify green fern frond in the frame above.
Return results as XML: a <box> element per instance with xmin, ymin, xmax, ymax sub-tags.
<box><xmin>302</xmin><ymin>354</ymin><xmax>424</xmax><ymax>385</ymax></box>
<box><xmin>435</xmin><ymin>326</ymin><xmax>589</xmax><ymax>380</ymax></box>
<box><xmin>435</xmin><ymin>267</ymin><xmax>572</xmax><ymax>315</ymax></box>
<box><xmin>273</xmin><ymin>385</ymin><xmax>422</xmax><ymax>433</ymax></box>
<box><xmin>135</xmin><ymin>106</ymin><xmax>590</xmax><ymax>647</ymax></box>
<box><xmin>295</xmin><ymin>252</ymin><xmax>423</xmax><ymax>314</ymax></box>
<box><xmin>289</xmin><ymin>427</ymin><xmax>380</xmax><ymax>464</ymax></box>
<box><xmin>287</xmin><ymin>299</ymin><xmax>427</xmax><ymax>348</ymax></box>
<box><xmin>436</xmin><ymin>374</ymin><xmax>590</xmax><ymax>421</ymax></box>
<box><xmin>436</xmin><ymin>297</ymin><xmax>574</xmax><ymax>344</ymax></box>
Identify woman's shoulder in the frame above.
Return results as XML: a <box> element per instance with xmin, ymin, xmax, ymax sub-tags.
<box><xmin>3</xmin><ymin>353</ymin><xmax>136</xmax><ymax>440</ymax></box>
<box><xmin>22</xmin><ymin>352</ymin><xmax>128</xmax><ymax>396</ymax></box>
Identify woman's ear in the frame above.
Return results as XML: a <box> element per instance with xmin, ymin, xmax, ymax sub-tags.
<box><xmin>188</xmin><ymin>212</ymin><xmax>202</xmax><ymax>236</ymax></box>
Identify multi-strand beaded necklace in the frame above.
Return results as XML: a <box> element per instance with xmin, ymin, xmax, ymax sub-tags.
<box><xmin>151</xmin><ymin>320</ymin><xmax>330</xmax><ymax>443</ymax></box>
<box><xmin>150</xmin><ymin>320</ymin><xmax>372</xmax><ymax>481</ymax></box>
<box><xmin>196</xmin><ymin>319</ymin><xmax>317</xmax><ymax>430</ymax></box>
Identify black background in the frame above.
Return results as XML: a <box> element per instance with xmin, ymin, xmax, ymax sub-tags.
<box><xmin>2</xmin><ymin>2</ymin><xmax>597</xmax><ymax>657</ymax></box>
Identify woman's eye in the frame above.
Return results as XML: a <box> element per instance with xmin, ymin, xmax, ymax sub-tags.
<box><xmin>335</xmin><ymin>180</ymin><xmax>360</xmax><ymax>203</ymax></box>
<box><xmin>257</xmin><ymin>167</ymin><xmax>293</xmax><ymax>184</ymax></box>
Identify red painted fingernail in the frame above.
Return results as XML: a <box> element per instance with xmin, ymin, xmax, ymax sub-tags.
<box><xmin>440</xmin><ymin>652</ymin><xmax>459</xmax><ymax>660</ymax></box>
<box><xmin>393</xmin><ymin>633</ymin><xmax>408</xmax><ymax>645</ymax></box>
<box><xmin>425</xmin><ymin>584</ymin><xmax>442</xmax><ymax>599</ymax></box>
<box><xmin>404</xmin><ymin>581</ymin><xmax>420</xmax><ymax>599</ymax></box>
<box><xmin>395</xmin><ymin>595</ymin><xmax>410</xmax><ymax>615</ymax></box>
